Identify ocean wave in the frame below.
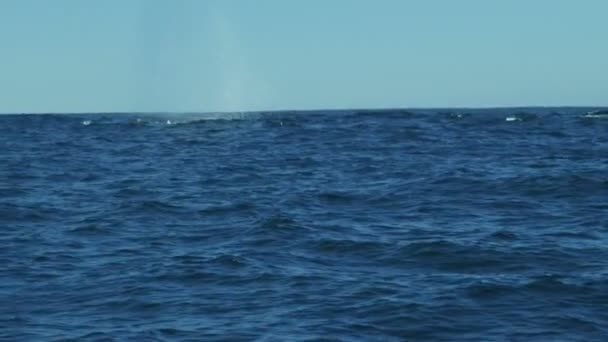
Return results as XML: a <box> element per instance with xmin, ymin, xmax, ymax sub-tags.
<box><xmin>4</xmin><ymin>107</ymin><xmax>608</xmax><ymax>340</ymax></box>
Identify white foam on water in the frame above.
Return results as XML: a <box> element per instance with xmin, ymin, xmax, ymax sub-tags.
<box><xmin>583</xmin><ymin>114</ymin><xmax>608</xmax><ymax>119</ymax></box>
<box><xmin>159</xmin><ymin>111</ymin><xmax>263</xmax><ymax>125</ymax></box>
<box><xmin>82</xmin><ymin>120</ymin><xmax>92</xmax><ymax>126</ymax></box>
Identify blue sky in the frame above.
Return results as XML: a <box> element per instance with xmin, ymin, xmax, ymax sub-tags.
<box><xmin>0</xmin><ymin>0</ymin><xmax>606</xmax><ymax>113</ymax></box>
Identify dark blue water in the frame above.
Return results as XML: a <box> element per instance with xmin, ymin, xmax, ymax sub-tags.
<box><xmin>1</xmin><ymin>108</ymin><xmax>608</xmax><ymax>341</ymax></box>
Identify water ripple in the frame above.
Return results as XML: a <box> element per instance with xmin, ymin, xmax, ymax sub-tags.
<box><xmin>1</xmin><ymin>108</ymin><xmax>607</xmax><ymax>340</ymax></box>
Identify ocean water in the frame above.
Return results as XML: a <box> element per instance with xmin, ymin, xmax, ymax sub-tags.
<box><xmin>1</xmin><ymin>108</ymin><xmax>607</xmax><ymax>341</ymax></box>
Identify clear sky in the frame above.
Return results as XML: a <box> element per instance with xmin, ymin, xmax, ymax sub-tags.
<box><xmin>0</xmin><ymin>0</ymin><xmax>606</xmax><ymax>113</ymax></box>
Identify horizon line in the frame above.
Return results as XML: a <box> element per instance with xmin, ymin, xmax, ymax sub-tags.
<box><xmin>1</xmin><ymin>105</ymin><xmax>606</xmax><ymax>115</ymax></box>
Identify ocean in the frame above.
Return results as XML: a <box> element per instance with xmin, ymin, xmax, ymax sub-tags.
<box><xmin>1</xmin><ymin>108</ymin><xmax>607</xmax><ymax>341</ymax></box>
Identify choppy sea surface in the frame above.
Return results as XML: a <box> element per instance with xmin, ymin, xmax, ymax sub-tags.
<box><xmin>1</xmin><ymin>108</ymin><xmax>608</xmax><ymax>341</ymax></box>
